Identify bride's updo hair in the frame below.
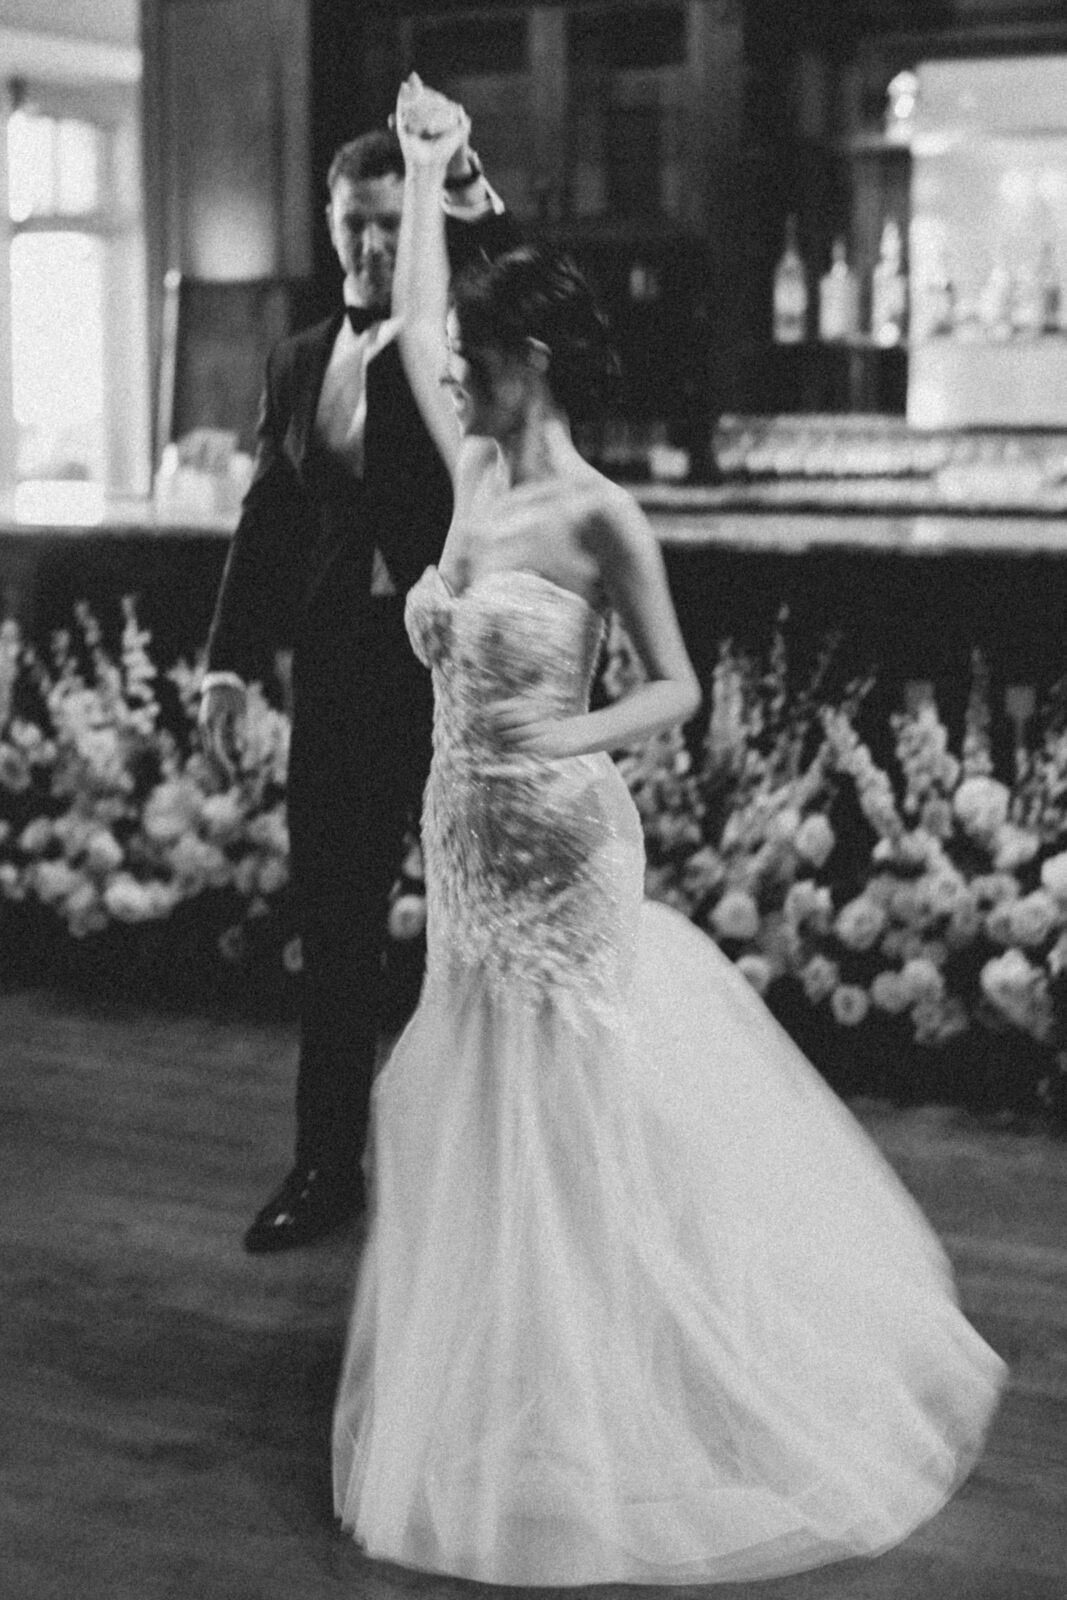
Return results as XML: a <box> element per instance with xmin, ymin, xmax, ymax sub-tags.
<box><xmin>451</xmin><ymin>245</ymin><xmax>620</xmax><ymax>418</ymax></box>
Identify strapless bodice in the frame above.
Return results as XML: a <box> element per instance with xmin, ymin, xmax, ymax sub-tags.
<box><xmin>404</xmin><ymin>564</ymin><xmax>644</xmax><ymax>1024</ymax></box>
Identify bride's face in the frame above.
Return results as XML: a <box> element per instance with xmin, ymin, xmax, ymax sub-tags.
<box><xmin>443</xmin><ymin>310</ymin><xmax>528</xmax><ymax>438</ymax></box>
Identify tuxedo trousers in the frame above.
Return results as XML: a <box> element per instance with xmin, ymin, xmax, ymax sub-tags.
<box><xmin>286</xmin><ymin>596</ymin><xmax>433</xmax><ymax>1175</ymax></box>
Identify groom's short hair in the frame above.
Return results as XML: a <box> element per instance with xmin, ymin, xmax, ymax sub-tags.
<box><xmin>327</xmin><ymin>129</ymin><xmax>404</xmax><ymax>193</ymax></box>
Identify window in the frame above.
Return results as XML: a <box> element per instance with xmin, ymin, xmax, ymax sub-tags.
<box><xmin>1</xmin><ymin>82</ymin><xmax>150</xmax><ymax>508</ymax></box>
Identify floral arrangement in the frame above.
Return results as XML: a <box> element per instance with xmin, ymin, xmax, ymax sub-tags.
<box><xmin>3</xmin><ymin>598</ymin><xmax>1067</xmax><ymax>1115</ymax></box>
<box><xmin>607</xmin><ymin>616</ymin><xmax>1067</xmax><ymax>1114</ymax></box>
<box><xmin>0</xmin><ymin>601</ymin><xmax>297</xmax><ymax>999</ymax></box>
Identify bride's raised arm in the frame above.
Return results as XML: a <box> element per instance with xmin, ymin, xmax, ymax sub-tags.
<box><xmin>392</xmin><ymin>76</ymin><xmax>468</xmax><ymax>479</ymax></box>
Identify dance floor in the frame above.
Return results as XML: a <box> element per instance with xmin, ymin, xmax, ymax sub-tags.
<box><xmin>1</xmin><ymin>987</ymin><xmax>1065</xmax><ymax>1600</ymax></box>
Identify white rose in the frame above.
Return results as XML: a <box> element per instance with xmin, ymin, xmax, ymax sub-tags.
<box><xmin>794</xmin><ymin>813</ymin><xmax>835</xmax><ymax>867</ymax></box>
<box><xmin>735</xmin><ymin>953</ymin><xmax>773</xmax><ymax>995</ymax></box>
<box><xmin>711</xmin><ymin>889</ymin><xmax>760</xmax><ymax>943</ymax></box>
<box><xmin>255</xmin><ymin>856</ymin><xmax>289</xmax><ymax>896</ymax></box>
<box><xmin>834</xmin><ymin>895</ymin><xmax>887</xmax><ymax>952</ymax></box>
<box><xmin>84</xmin><ymin>829</ymin><xmax>124</xmax><ymax>875</ymax></box>
<box><xmin>387</xmin><ymin>892</ymin><xmax>427</xmax><ymax>941</ymax></box>
<box><xmin>1040</xmin><ymin>851</ymin><xmax>1067</xmax><ymax>903</ymax></box>
<box><xmin>18</xmin><ymin>817</ymin><xmax>52</xmax><ymax>855</ymax></box>
<box><xmin>831</xmin><ymin>984</ymin><xmax>870</xmax><ymax>1026</ymax></box>
<box><xmin>870</xmin><ymin>970</ymin><xmax>911</xmax><ymax>1014</ymax></box>
<box><xmin>33</xmin><ymin>859</ymin><xmax>81</xmax><ymax>904</ymax></box>
<box><xmin>953</xmin><ymin>775</ymin><xmax>1010</xmax><ymax>840</ymax></box>
<box><xmin>199</xmin><ymin>790</ymin><xmax>245</xmax><ymax>839</ymax></box>
<box><xmin>769</xmin><ymin>806</ymin><xmax>801</xmax><ymax>845</ymax></box>
<box><xmin>1006</xmin><ymin>890</ymin><xmax>1060</xmax><ymax>949</ymax></box>
<box><xmin>899</xmin><ymin>957</ymin><xmax>945</xmax><ymax>1003</ymax></box>
<box><xmin>993</xmin><ymin>824</ymin><xmax>1040</xmax><ymax>873</ymax></box>
<box><xmin>103</xmin><ymin>872</ymin><xmax>160</xmax><ymax>922</ymax></box>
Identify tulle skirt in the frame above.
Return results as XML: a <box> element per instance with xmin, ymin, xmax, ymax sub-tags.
<box><xmin>332</xmin><ymin>902</ymin><xmax>1006</xmax><ymax>1587</ymax></box>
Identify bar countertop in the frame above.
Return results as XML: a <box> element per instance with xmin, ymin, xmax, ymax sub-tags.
<box><xmin>0</xmin><ymin>478</ymin><xmax>1065</xmax><ymax>556</ymax></box>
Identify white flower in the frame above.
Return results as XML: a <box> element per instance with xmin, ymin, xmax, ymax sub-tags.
<box><xmin>946</xmin><ymin>897</ymin><xmax>982</xmax><ymax>948</ymax></box>
<box><xmin>1047</xmin><ymin>931</ymin><xmax>1067</xmax><ymax>976</ymax></box>
<box><xmin>980</xmin><ymin>949</ymin><xmax>1053</xmax><ymax>1040</ymax></box>
<box><xmin>870</xmin><ymin>970</ymin><xmax>912</xmax><ymax>1014</ymax></box>
<box><xmin>33</xmin><ymin>859</ymin><xmax>82</xmax><ymax>904</ymax></box>
<box><xmin>0</xmin><ymin>862</ymin><xmax>23</xmax><ymax>900</ymax></box>
<box><xmin>992</xmin><ymin>823</ymin><xmax>1040</xmax><ymax>873</ymax></box>
<box><xmin>387</xmin><ymin>892</ymin><xmax>426</xmax><ymax>941</ymax></box>
<box><xmin>103</xmin><ymin>873</ymin><xmax>172</xmax><ymax>923</ymax></box>
<box><xmin>84</xmin><ymin>829</ymin><xmax>124</xmax><ymax>875</ymax></box>
<box><xmin>711</xmin><ymin>889</ymin><xmax>760</xmax><ymax>942</ymax></box>
<box><xmin>0</xmin><ymin>743</ymin><xmax>30</xmax><ymax>793</ymax></box>
<box><xmin>735</xmin><ymin>953</ymin><xmax>773</xmax><ymax>995</ymax></box>
<box><xmin>971</xmin><ymin>872</ymin><xmax>1020</xmax><ymax>908</ymax></box>
<box><xmin>282</xmin><ymin>936</ymin><xmax>304</xmax><ymax>974</ymax></box>
<box><xmin>245</xmin><ymin>807</ymin><xmax>289</xmax><ymax>856</ymax></box>
<box><xmin>401</xmin><ymin>838</ymin><xmax>424</xmax><ymax>881</ymax></box>
<box><xmin>783</xmin><ymin>880</ymin><xmax>833</xmax><ymax>929</ymax></box>
<box><xmin>953</xmin><ymin>775</ymin><xmax>1010</xmax><ymax>840</ymax></box>
<box><xmin>681</xmin><ymin>845</ymin><xmax>724</xmax><ymax>898</ymax></box>
<box><xmin>143</xmin><ymin>778</ymin><xmax>201</xmax><ymax>842</ymax></box>
<box><xmin>899</xmin><ymin>957</ymin><xmax>945</xmax><ymax>1004</ymax></box>
<box><xmin>1006</xmin><ymin>890</ymin><xmax>1060</xmax><ymax>949</ymax></box>
<box><xmin>794</xmin><ymin>813</ymin><xmax>835</xmax><ymax>867</ymax></box>
<box><xmin>769</xmin><ymin>806</ymin><xmax>801</xmax><ymax>845</ymax></box>
<box><xmin>168</xmin><ymin>834</ymin><xmax>228</xmax><ymax>890</ymax></box>
<box><xmin>800</xmin><ymin>955</ymin><xmax>839</xmax><ymax>1004</ymax></box>
<box><xmin>18</xmin><ymin>817</ymin><xmax>52</xmax><ymax>855</ymax></box>
<box><xmin>199</xmin><ymin>790</ymin><xmax>245</xmax><ymax>840</ymax></box>
<box><xmin>831</xmin><ymin>984</ymin><xmax>870</xmax><ymax>1026</ymax></box>
<box><xmin>1040</xmin><ymin>851</ymin><xmax>1067</xmax><ymax>903</ymax></box>
<box><xmin>921</xmin><ymin>872</ymin><xmax>967</xmax><ymax>918</ymax></box>
<box><xmin>255</xmin><ymin>856</ymin><xmax>289</xmax><ymax>896</ymax></box>
<box><xmin>834</xmin><ymin>894</ymin><xmax>887</xmax><ymax>952</ymax></box>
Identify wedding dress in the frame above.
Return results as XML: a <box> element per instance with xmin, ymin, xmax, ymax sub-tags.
<box><xmin>332</xmin><ymin>564</ymin><xmax>1006</xmax><ymax>1587</ymax></box>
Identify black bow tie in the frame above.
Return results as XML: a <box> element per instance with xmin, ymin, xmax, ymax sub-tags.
<box><xmin>346</xmin><ymin>305</ymin><xmax>384</xmax><ymax>335</ymax></box>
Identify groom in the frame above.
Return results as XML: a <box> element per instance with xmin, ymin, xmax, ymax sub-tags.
<box><xmin>200</xmin><ymin>89</ymin><xmax>516</xmax><ymax>1252</ymax></box>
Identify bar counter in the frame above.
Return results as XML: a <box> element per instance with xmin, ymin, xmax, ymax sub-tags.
<box><xmin>0</xmin><ymin>472</ymin><xmax>1064</xmax><ymax>775</ymax></box>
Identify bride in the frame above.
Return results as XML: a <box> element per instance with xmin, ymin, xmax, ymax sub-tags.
<box><xmin>332</xmin><ymin>76</ymin><xmax>1006</xmax><ymax>1587</ymax></box>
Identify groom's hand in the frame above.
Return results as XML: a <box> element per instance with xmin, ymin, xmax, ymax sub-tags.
<box><xmin>394</xmin><ymin>74</ymin><xmax>470</xmax><ymax>172</ymax></box>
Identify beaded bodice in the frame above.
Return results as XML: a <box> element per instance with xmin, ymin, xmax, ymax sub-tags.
<box><xmin>404</xmin><ymin>565</ymin><xmax>645</xmax><ymax>1024</ymax></box>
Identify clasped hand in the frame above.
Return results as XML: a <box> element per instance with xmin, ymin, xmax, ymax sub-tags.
<box><xmin>394</xmin><ymin>73</ymin><xmax>469</xmax><ymax>169</ymax></box>
<box><xmin>489</xmin><ymin>696</ymin><xmax>578</xmax><ymax>760</ymax></box>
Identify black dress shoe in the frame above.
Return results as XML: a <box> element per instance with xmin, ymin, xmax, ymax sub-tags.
<box><xmin>243</xmin><ymin>1164</ymin><xmax>363</xmax><ymax>1253</ymax></box>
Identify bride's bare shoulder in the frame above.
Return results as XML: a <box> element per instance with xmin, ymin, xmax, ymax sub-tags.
<box><xmin>572</xmin><ymin>473</ymin><xmax>653</xmax><ymax>556</ymax></box>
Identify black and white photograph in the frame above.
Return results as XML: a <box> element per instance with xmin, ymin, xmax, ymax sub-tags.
<box><xmin>1</xmin><ymin>4</ymin><xmax>1065</xmax><ymax>1598</ymax></box>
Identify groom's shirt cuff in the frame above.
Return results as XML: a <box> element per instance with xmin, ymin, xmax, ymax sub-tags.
<box><xmin>441</xmin><ymin>179</ymin><xmax>505</xmax><ymax>220</ymax></box>
<box><xmin>201</xmin><ymin>669</ymin><xmax>246</xmax><ymax>694</ymax></box>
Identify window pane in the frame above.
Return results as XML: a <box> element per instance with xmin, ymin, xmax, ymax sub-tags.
<box><xmin>57</xmin><ymin>118</ymin><xmax>100</xmax><ymax>214</ymax></box>
<box><xmin>8</xmin><ymin>109</ymin><xmax>55</xmax><ymax>222</ymax></box>
<box><xmin>11</xmin><ymin>232</ymin><xmax>106</xmax><ymax>482</ymax></box>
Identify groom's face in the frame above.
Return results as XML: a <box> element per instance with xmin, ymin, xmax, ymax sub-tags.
<box><xmin>327</xmin><ymin>173</ymin><xmax>405</xmax><ymax>312</ymax></box>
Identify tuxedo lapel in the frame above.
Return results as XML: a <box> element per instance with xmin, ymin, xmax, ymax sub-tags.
<box><xmin>285</xmin><ymin>312</ymin><xmax>344</xmax><ymax>472</ymax></box>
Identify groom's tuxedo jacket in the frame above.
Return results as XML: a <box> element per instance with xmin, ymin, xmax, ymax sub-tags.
<box><xmin>206</xmin><ymin>208</ymin><xmax>516</xmax><ymax>690</ymax></box>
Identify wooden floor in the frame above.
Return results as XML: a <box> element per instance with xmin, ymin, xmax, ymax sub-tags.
<box><xmin>2</xmin><ymin>987</ymin><xmax>1065</xmax><ymax>1600</ymax></box>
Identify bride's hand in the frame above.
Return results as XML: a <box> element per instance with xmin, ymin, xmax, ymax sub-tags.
<box><xmin>490</xmin><ymin>697</ymin><xmax>577</xmax><ymax>759</ymax></box>
<box><xmin>394</xmin><ymin>74</ymin><xmax>469</xmax><ymax>169</ymax></box>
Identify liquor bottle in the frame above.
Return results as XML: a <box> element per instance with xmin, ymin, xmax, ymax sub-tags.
<box><xmin>923</xmin><ymin>252</ymin><xmax>956</xmax><ymax>339</ymax></box>
<box><xmin>772</xmin><ymin>214</ymin><xmax>808</xmax><ymax>344</ymax></box>
<box><xmin>871</xmin><ymin>219</ymin><xmax>907</xmax><ymax>346</ymax></box>
<box><xmin>1038</xmin><ymin>239</ymin><xmax>1061</xmax><ymax>335</ymax></box>
<box><xmin>817</xmin><ymin>237</ymin><xmax>859</xmax><ymax>342</ymax></box>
